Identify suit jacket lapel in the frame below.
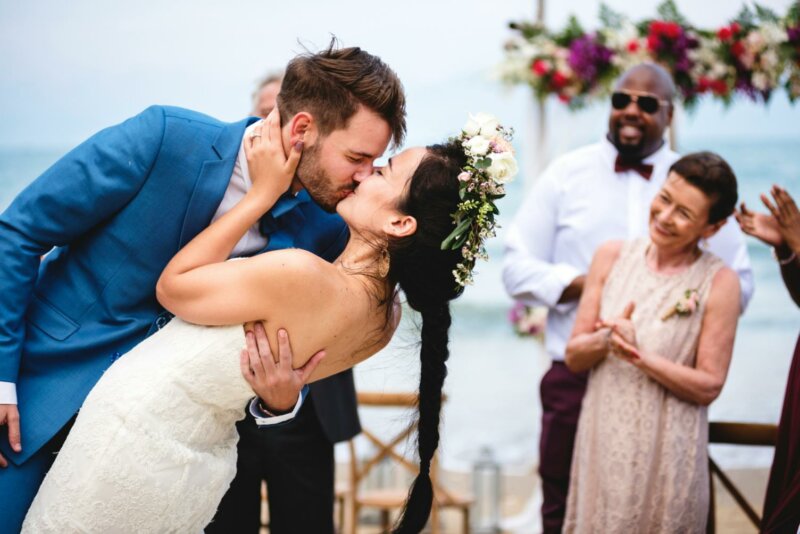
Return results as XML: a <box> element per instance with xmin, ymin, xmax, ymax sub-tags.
<box><xmin>178</xmin><ymin>117</ymin><xmax>258</xmax><ymax>248</ymax></box>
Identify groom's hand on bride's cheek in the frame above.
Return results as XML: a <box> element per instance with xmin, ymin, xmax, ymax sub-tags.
<box><xmin>0</xmin><ymin>404</ymin><xmax>21</xmax><ymax>467</ymax></box>
<box><xmin>239</xmin><ymin>322</ymin><xmax>325</xmax><ymax>414</ymax></box>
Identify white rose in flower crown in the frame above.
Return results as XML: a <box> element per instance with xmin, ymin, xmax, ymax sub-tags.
<box><xmin>487</xmin><ymin>151</ymin><xmax>519</xmax><ymax>183</ymax></box>
<box><xmin>462</xmin><ymin>118</ymin><xmax>481</xmax><ymax>136</ymax></box>
<box><xmin>464</xmin><ymin>135</ymin><xmax>491</xmax><ymax>157</ymax></box>
<box><xmin>464</xmin><ymin>113</ymin><xmax>500</xmax><ymax>137</ymax></box>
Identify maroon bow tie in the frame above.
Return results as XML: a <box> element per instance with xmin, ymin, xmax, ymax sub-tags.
<box><xmin>614</xmin><ymin>156</ymin><xmax>653</xmax><ymax>180</ymax></box>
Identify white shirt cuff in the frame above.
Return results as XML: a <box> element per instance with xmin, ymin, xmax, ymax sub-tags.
<box><xmin>249</xmin><ymin>386</ymin><xmax>308</xmax><ymax>426</ymax></box>
<box><xmin>0</xmin><ymin>382</ymin><xmax>17</xmax><ymax>404</ymax></box>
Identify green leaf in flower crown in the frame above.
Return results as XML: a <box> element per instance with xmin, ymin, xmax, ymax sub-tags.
<box><xmin>459</xmin><ymin>187</ymin><xmax>466</xmax><ymax>200</ymax></box>
<box><xmin>453</xmin><ymin>231</ymin><xmax>470</xmax><ymax>249</ymax></box>
<box><xmin>441</xmin><ymin>218</ymin><xmax>472</xmax><ymax>250</ymax></box>
<box><xmin>474</xmin><ymin>158</ymin><xmax>491</xmax><ymax>170</ymax></box>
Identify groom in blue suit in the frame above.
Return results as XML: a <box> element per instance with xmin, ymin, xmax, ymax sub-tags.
<box><xmin>0</xmin><ymin>44</ymin><xmax>406</xmax><ymax>533</ymax></box>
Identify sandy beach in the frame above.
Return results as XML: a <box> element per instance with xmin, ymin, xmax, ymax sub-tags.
<box><xmin>322</xmin><ymin>464</ymin><xmax>771</xmax><ymax>533</ymax></box>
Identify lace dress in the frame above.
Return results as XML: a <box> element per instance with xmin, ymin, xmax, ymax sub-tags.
<box><xmin>564</xmin><ymin>239</ymin><xmax>724</xmax><ymax>534</ymax></box>
<box><xmin>22</xmin><ymin>318</ymin><xmax>250</xmax><ymax>533</ymax></box>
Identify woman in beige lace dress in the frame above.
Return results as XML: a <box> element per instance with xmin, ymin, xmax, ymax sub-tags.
<box><xmin>563</xmin><ymin>152</ymin><xmax>742</xmax><ymax>533</ymax></box>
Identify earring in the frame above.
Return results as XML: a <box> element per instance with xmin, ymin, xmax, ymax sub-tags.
<box><xmin>377</xmin><ymin>248</ymin><xmax>390</xmax><ymax>278</ymax></box>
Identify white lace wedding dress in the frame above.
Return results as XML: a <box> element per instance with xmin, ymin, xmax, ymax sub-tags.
<box><xmin>23</xmin><ymin>317</ymin><xmax>251</xmax><ymax>533</ymax></box>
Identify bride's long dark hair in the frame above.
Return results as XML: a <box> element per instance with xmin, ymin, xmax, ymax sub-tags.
<box><xmin>384</xmin><ymin>140</ymin><xmax>469</xmax><ymax>533</ymax></box>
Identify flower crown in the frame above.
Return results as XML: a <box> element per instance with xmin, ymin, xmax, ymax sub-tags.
<box><xmin>441</xmin><ymin>113</ymin><xmax>518</xmax><ymax>287</ymax></box>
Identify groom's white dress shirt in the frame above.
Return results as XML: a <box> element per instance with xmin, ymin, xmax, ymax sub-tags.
<box><xmin>502</xmin><ymin>137</ymin><xmax>754</xmax><ymax>363</ymax></box>
<box><xmin>1</xmin><ymin>122</ymin><xmax>302</xmax><ymax>424</ymax></box>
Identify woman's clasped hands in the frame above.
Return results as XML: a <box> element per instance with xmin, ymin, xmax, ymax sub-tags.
<box><xmin>596</xmin><ymin>301</ymin><xmax>644</xmax><ymax>365</ymax></box>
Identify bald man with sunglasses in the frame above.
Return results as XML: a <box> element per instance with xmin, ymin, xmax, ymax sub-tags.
<box><xmin>502</xmin><ymin>62</ymin><xmax>754</xmax><ymax>534</ymax></box>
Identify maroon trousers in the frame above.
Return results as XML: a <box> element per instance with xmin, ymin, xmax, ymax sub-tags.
<box><xmin>539</xmin><ymin>361</ymin><xmax>588</xmax><ymax>534</ymax></box>
<box><xmin>761</xmin><ymin>334</ymin><xmax>800</xmax><ymax>534</ymax></box>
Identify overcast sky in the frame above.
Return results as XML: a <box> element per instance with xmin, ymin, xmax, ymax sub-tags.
<box><xmin>1</xmin><ymin>0</ymin><xmax>797</xmax><ymax>149</ymax></box>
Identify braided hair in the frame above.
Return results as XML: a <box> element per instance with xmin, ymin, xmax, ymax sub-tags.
<box><xmin>386</xmin><ymin>141</ymin><xmax>468</xmax><ymax>533</ymax></box>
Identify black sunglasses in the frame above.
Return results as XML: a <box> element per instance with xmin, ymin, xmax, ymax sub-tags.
<box><xmin>611</xmin><ymin>91</ymin><xmax>671</xmax><ymax>114</ymax></box>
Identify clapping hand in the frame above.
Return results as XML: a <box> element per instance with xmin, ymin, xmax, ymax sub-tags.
<box><xmin>597</xmin><ymin>301</ymin><xmax>642</xmax><ymax>364</ymax></box>
<box><xmin>735</xmin><ymin>201</ymin><xmax>783</xmax><ymax>247</ymax></box>
<box><xmin>736</xmin><ymin>185</ymin><xmax>800</xmax><ymax>255</ymax></box>
<box><xmin>762</xmin><ymin>186</ymin><xmax>800</xmax><ymax>255</ymax></box>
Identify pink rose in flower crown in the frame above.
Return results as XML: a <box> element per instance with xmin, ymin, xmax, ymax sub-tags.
<box><xmin>489</xmin><ymin>136</ymin><xmax>513</xmax><ymax>154</ymax></box>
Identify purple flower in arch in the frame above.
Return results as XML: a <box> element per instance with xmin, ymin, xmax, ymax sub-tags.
<box><xmin>568</xmin><ymin>34</ymin><xmax>614</xmax><ymax>85</ymax></box>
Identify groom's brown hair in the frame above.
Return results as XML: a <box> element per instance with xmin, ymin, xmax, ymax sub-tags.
<box><xmin>278</xmin><ymin>39</ymin><xmax>406</xmax><ymax>148</ymax></box>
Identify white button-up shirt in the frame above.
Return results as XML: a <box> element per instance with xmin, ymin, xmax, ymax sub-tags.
<box><xmin>210</xmin><ymin>122</ymin><xmax>268</xmax><ymax>257</ymax></box>
<box><xmin>502</xmin><ymin>137</ymin><xmax>754</xmax><ymax>362</ymax></box>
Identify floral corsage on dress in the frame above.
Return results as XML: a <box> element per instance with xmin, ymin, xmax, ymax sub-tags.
<box><xmin>661</xmin><ymin>289</ymin><xmax>700</xmax><ymax>321</ymax></box>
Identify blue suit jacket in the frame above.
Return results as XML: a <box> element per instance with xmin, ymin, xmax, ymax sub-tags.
<box><xmin>0</xmin><ymin>106</ymin><xmax>358</xmax><ymax>465</ymax></box>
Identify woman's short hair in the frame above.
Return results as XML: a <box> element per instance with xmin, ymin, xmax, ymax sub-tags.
<box><xmin>669</xmin><ymin>151</ymin><xmax>738</xmax><ymax>224</ymax></box>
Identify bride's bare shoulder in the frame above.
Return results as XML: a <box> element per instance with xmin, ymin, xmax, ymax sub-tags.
<box><xmin>247</xmin><ymin>248</ymin><xmax>346</xmax><ymax>300</ymax></box>
<box><xmin>250</xmin><ymin>248</ymin><xmax>336</xmax><ymax>277</ymax></box>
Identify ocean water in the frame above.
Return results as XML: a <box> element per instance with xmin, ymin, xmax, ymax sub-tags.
<box><xmin>358</xmin><ymin>136</ymin><xmax>800</xmax><ymax>472</ymax></box>
<box><xmin>1</xmin><ymin>136</ymin><xmax>798</xmax><ymax>472</ymax></box>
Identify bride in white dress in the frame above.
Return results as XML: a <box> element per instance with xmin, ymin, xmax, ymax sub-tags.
<box><xmin>22</xmin><ymin>111</ymin><xmax>508</xmax><ymax>533</ymax></box>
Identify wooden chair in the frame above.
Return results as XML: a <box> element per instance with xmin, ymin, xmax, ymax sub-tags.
<box><xmin>347</xmin><ymin>391</ymin><xmax>473</xmax><ymax>534</ymax></box>
<box><xmin>705</xmin><ymin>421</ymin><xmax>778</xmax><ymax>533</ymax></box>
<box><xmin>334</xmin><ymin>480</ymin><xmax>349</xmax><ymax>533</ymax></box>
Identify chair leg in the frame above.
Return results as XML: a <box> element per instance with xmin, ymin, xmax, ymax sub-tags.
<box><xmin>349</xmin><ymin>503</ymin><xmax>359</xmax><ymax>534</ymax></box>
<box><xmin>335</xmin><ymin>496</ymin><xmax>344</xmax><ymax>534</ymax></box>
<box><xmin>706</xmin><ymin>459</ymin><xmax>715</xmax><ymax>534</ymax></box>
<box><xmin>462</xmin><ymin>506</ymin><xmax>470</xmax><ymax>534</ymax></box>
<box><xmin>381</xmin><ymin>509</ymin><xmax>391</xmax><ymax>532</ymax></box>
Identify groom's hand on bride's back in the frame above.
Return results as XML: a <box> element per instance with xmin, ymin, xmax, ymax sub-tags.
<box><xmin>239</xmin><ymin>322</ymin><xmax>325</xmax><ymax>414</ymax></box>
<box><xmin>0</xmin><ymin>404</ymin><xmax>21</xmax><ymax>467</ymax></box>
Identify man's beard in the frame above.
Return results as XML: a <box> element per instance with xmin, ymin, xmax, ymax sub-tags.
<box><xmin>610</xmin><ymin>129</ymin><xmax>645</xmax><ymax>160</ymax></box>
<box><xmin>295</xmin><ymin>143</ymin><xmax>344</xmax><ymax>213</ymax></box>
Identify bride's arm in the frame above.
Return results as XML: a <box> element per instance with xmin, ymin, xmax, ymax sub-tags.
<box><xmin>156</xmin><ymin>113</ymin><xmax>300</xmax><ymax>321</ymax></box>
